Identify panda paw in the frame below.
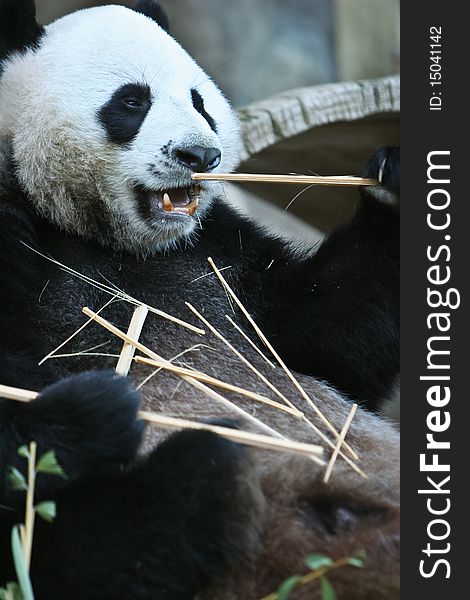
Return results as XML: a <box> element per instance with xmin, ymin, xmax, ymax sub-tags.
<box><xmin>22</xmin><ymin>371</ymin><xmax>143</xmax><ymax>479</ymax></box>
<box><xmin>30</xmin><ymin>430</ymin><xmax>265</xmax><ymax>598</ymax></box>
<box><xmin>362</xmin><ymin>146</ymin><xmax>400</xmax><ymax>206</ymax></box>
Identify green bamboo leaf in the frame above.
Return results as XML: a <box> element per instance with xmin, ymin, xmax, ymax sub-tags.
<box><xmin>7</xmin><ymin>468</ymin><xmax>27</xmax><ymax>492</ymax></box>
<box><xmin>17</xmin><ymin>446</ymin><xmax>30</xmax><ymax>460</ymax></box>
<box><xmin>35</xmin><ymin>501</ymin><xmax>56</xmax><ymax>523</ymax></box>
<box><xmin>10</xmin><ymin>527</ymin><xmax>34</xmax><ymax>600</ymax></box>
<box><xmin>346</xmin><ymin>557</ymin><xmax>365</xmax><ymax>568</ymax></box>
<box><xmin>0</xmin><ymin>582</ymin><xmax>21</xmax><ymax>600</ymax></box>
<box><xmin>276</xmin><ymin>575</ymin><xmax>302</xmax><ymax>600</ymax></box>
<box><xmin>36</xmin><ymin>452</ymin><xmax>66</xmax><ymax>478</ymax></box>
<box><xmin>320</xmin><ymin>576</ymin><xmax>336</xmax><ymax>600</ymax></box>
<box><xmin>304</xmin><ymin>554</ymin><xmax>334</xmax><ymax>570</ymax></box>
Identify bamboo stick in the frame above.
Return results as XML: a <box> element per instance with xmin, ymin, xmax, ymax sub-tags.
<box><xmin>82</xmin><ymin>307</ymin><xmax>285</xmax><ymax>440</ymax></box>
<box><xmin>139</xmin><ymin>412</ymin><xmax>324</xmax><ymax>458</ymax></box>
<box><xmin>207</xmin><ymin>257</ymin><xmax>360</xmax><ymax>462</ymax></box>
<box><xmin>323</xmin><ymin>403</ymin><xmax>358</xmax><ymax>484</ymax></box>
<box><xmin>186</xmin><ymin>302</ymin><xmax>300</xmax><ymax>414</ymax></box>
<box><xmin>135</xmin><ymin>355</ymin><xmax>302</xmax><ymax>417</ymax></box>
<box><xmin>226</xmin><ymin>315</ymin><xmax>276</xmax><ymax>369</ymax></box>
<box><xmin>0</xmin><ymin>383</ymin><xmax>324</xmax><ymax>464</ymax></box>
<box><xmin>0</xmin><ymin>384</ymin><xmax>38</xmax><ymax>403</ymax></box>
<box><xmin>192</xmin><ymin>173</ymin><xmax>378</xmax><ymax>187</ymax></box>
<box><xmin>116</xmin><ymin>305</ymin><xmax>149</xmax><ymax>376</ymax></box>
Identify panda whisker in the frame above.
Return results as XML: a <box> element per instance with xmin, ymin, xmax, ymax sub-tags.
<box><xmin>207</xmin><ymin>257</ymin><xmax>362</xmax><ymax>465</ymax></box>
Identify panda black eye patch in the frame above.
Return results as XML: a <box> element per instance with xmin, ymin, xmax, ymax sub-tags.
<box><xmin>191</xmin><ymin>88</ymin><xmax>217</xmax><ymax>133</ymax></box>
<box><xmin>98</xmin><ymin>83</ymin><xmax>152</xmax><ymax>145</ymax></box>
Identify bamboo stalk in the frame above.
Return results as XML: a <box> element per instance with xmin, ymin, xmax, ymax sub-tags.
<box><xmin>186</xmin><ymin>302</ymin><xmax>300</xmax><ymax>414</ymax></box>
<box><xmin>0</xmin><ymin>384</ymin><xmax>324</xmax><ymax>464</ymax></box>
<box><xmin>192</xmin><ymin>173</ymin><xmax>378</xmax><ymax>187</ymax></box>
<box><xmin>0</xmin><ymin>384</ymin><xmax>37</xmax><ymax>403</ymax></box>
<box><xmin>23</xmin><ymin>441</ymin><xmax>37</xmax><ymax>571</ymax></box>
<box><xmin>226</xmin><ymin>315</ymin><xmax>276</xmax><ymax>369</ymax></box>
<box><xmin>82</xmin><ymin>307</ymin><xmax>285</xmax><ymax>440</ymax></box>
<box><xmin>207</xmin><ymin>257</ymin><xmax>360</xmax><ymax>462</ymax></box>
<box><xmin>135</xmin><ymin>355</ymin><xmax>302</xmax><ymax>417</ymax></box>
<box><xmin>115</xmin><ymin>305</ymin><xmax>149</xmax><ymax>376</ymax></box>
<box><xmin>139</xmin><ymin>412</ymin><xmax>324</xmax><ymax>458</ymax></box>
<box><xmin>323</xmin><ymin>403</ymin><xmax>358</xmax><ymax>484</ymax></box>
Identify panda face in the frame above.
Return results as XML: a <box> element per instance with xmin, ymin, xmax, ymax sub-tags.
<box><xmin>0</xmin><ymin>5</ymin><xmax>241</xmax><ymax>255</ymax></box>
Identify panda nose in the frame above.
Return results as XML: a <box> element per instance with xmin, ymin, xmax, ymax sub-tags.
<box><xmin>174</xmin><ymin>145</ymin><xmax>221</xmax><ymax>172</ymax></box>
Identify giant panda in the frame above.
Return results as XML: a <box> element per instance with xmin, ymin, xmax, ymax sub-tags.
<box><xmin>0</xmin><ymin>1</ymin><xmax>400</xmax><ymax>599</ymax></box>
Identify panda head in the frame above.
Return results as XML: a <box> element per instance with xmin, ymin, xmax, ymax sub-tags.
<box><xmin>0</xmin><ymin>0</ymin><xmax>241</xmax><ymax>255</ymax></box>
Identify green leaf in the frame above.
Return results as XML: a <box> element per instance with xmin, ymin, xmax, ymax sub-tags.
<box><xmin>276</xmin><ymin>575</ymin><xmax>302</xmax><ymax>600</ymax></box>
<box><xmin>36</xmin><ymin>452</ymin><xmax>66</xmax><ymax>478</ymax></box>
<box><xmin>17</xmin><ymin>446</ymin><xmax>30</xmax><ymax>460</ymax></box>
<box><xmin>346</xmin><ymin>557</ymin><xmax>365</xmax><ymax>568</ymax></box>
<box><xmin>7</xmin><ymin>468</ymin><xmax>27</xmax><ymax>492</ymax></box>
<box><xmin>10</xmin><ymin>527</ymin><xmax>34</xmax><ymax>600</ymax></box>
<box><xmin>0</xmin><ymin>582</ymin><xmax>22</xmax><ymax>600</ymax></box>
<box><xmin>35</xmin><ymin>501</ymin><xmax>56</xmax><ymax>523</ymax></box>
<box><xmin>2</xmin><ymin>582</ymin><xmax>23</xmax><ymax>600</ymax></box>
<box><xmin>304</xmin><ymin>554</ymin><xmax>334</xmax><ymax>570</ymax></box>
<box><xmin>320</xmin><ymin>576</ymin><xmax>336</xmax><ymax>600</ymax></box>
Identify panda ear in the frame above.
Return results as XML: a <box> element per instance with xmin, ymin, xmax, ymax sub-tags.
<box><xmin>0</xmin><ymin>0</ymin><xmax>44</xmax><ymax>64</ymax></box>
<box><xmin>133</xmin><ymin>0</ymin><xmax>170</xmax><ymax>33</ymax></box>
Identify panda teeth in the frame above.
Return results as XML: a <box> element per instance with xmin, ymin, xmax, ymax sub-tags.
<box><xmin>187</xmin><ymin>198</ymin><xmax>199</xmax><ymax>216</ymax></box>
<box><xmin>162</xmin><ymin>193</ymin><xmax>174</xmax><ymax>212</ymax></box>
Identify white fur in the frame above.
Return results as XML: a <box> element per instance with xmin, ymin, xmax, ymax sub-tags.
<box><xmin>0</xmin><ymin>5</ymin><xmax>241</xmax><ymax>254</ymax></box>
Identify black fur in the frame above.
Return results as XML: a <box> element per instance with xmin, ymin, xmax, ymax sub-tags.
<box><xmin>0</xmin><ymin>0</ymin><xmax>44</xmax><ymax>65</ymax></box>
<box><xmin>134</xmin><ymin>0</ymin><xmax>170</xmax><ymax>33</ymax></box>
<box><xmin>191</xmin><ymin>88</ymin><xmax>218</xmax><ymax>133</ymax></box>
<box><xmin>97</xmin><ymin>83</ymin><xmax>152</xmax><ymax>145</ymax></box>
<box><xmin>0</xmin><ymin>143</ymin><xmax>400</xmax><ymax>593</ymax></box>
<box><xmin>0</xmin><ymin>147</ymin><xmax>399</xmax><ymax>405</ymax></box>
<box><xmin>0</xmin><ymin>373</ymin><xmax>253</xmax><ymax>598</ymax></box>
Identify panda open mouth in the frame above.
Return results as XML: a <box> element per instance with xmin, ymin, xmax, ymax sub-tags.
<box><xmin>153</xmin><ymin>184</ymin><xmax>201</xmax><ymax>218</ymax></box>
<box><xmin>135</xmin><ymin>184</ymin><xmax>202</xmax><ymax>219</ymax></box>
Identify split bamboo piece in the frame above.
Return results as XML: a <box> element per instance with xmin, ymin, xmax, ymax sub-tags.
<box><xmin>207</xmin><ymin>257</ymin><xmax>360</xmax><ymax>462</ymax></box>
<box><xmin>82</xmin><ymin>307</ymin><xmax>285</xmax><ymax>440</ymax></box>
<box><xmin>0</xmin><ymin>384</ymin><xmax>37</xmax><ymax>403</ymax></box>
<box><xmin>135</xmin><ymin>355</ymin><xmax>302</xmax><ymax>417</ymax></box>
<box><xmin>192</xmin><ymin>173</ymin><xmax>378</xmax><ymax>187</ymax></box>
<box><xmin>323</xmin><ymin>403</ymin><xmax>358</xmax><ymax>484</ymax></box>
<box><xmin>0</xmin><ymin>383</ymin><xmax>324</xmax><ymax>463</ymax></box>
<box><xmin>140</xmin><ymin>412</ymin><xmax>324</xmax><ymax>458</ymax></box>
<box><xmin>185</xmin><ymin>302</ymin><xmax>300</xmax><ymax>414</ymax></box>
<box><xmin>116</xmin><ymin>305</ymin><xmax>149</xmax><ymax>376</ymax></box>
